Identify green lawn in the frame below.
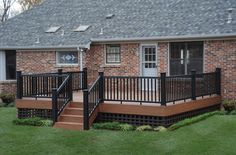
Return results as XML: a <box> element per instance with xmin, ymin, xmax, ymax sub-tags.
<box><xmin>0</xmin><ymin>108</ymin><xmax>236</xmax><ymax>155</ymax></box>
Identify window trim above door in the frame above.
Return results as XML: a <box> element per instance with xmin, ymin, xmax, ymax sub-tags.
<box><xmin>139</xmin><ymin>43</ymin><xmax>158</xmax><ymax>77</ymax></box>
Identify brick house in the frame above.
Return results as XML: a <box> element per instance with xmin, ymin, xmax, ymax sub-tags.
<box><xmin>0</xmin><ymin>0</ymin><xmax>236</xmax><ymax>99</ymax></box>
<box><xmin>0</xmin><ymin>0</ymin><xmax>235</xmax><ymax>101</ymax></box>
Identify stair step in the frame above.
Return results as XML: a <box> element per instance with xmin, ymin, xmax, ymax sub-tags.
<box><xmin>54</xmin><ymin>122</ymin><xmax>83</xmax><ymax>130</ymax></box>
<box><xmin>63</xmin><ymin>108</ymin><xmax>83</xmax><ymax>115</ymax></box>
<box><xmin>70</xmin><ymin>102</ymin><xmax>83</xmax><ymax>108</ymax></box>
<box><xmin>59</xmin><ymin>115</ymin><xmax>83</xmax><ymax>123</ymax></box>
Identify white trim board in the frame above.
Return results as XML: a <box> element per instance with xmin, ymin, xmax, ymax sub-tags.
<box><xmin>0</xmin><ymin>51</ymin><xmax>6</xmax><ymax>81</ymax></box>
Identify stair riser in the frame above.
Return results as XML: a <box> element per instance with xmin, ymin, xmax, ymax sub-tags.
<box><xmin>70</xmin><ymin>102</ymin><xmax>83</xmax><ymax>108</ymax></box>
<box><xmin>64</xmin><ymin>109</ymin><xmax>83</xmax><ymax>115</ymax></box>
<box><xmin>54</xmin><ymin>124</ymin><xmax>83</xmax><ymax>130</ymax></box>
<box><xmin>59</xmin><ymin>116</ymin><xmax>83</xmax><ymax>123</ymax></box>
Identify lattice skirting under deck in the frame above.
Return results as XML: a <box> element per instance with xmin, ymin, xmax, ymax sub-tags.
<box><xmin>17</xmin><ymin>108</ymin><xmax>52</xmax><ymax>119</ymax></box>
<box><xmin>95</xmin><ymin>104</ymin><xmax>221</xmax><ymax>127</ymax></box>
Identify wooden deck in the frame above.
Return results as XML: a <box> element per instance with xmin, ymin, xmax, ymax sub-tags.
<box><xmin>16</xmin><ymin>90</ymin><xmax>220</xmax><ymax>108</ymax></box>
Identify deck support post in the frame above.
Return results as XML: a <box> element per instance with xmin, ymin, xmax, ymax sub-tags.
<box><xmin>99</xmin><ymin>72</ymin><xmax>104</xmax><ymax>102</ymax></box>
<box><xmin>160</xmin><ymin>73</ymin><xmax>166</xmax><ymax>106</ymax></box>
<box><xmin>58</xmin><ymin>69</ymin><xmax>63</xmax><ymax>88</ymax></box>
<box><xmin>52</xmin><ymin>88</ymin><xmax>58</xmax><ymax>123</ymax></box>
<box><xmin>83</xmin><ymin>68</ymin><xmax>88</xmax><ymax>90</ymax></box>
<box><xmin>216</xmin><ymin>68</ymin><xmax>221</xmax><ymax>95</ymax></box>
<box><xmin>68</xmin><ymin>73</ymin><xmax>73</xmax><ymax>101</ymax></box>
<box><xmin>191</xmin><ymin>70</ymin><xmax>196</xmax><ymax>100</ymax></box>
<box><xmin>16</xmin><ymin>71</ymin><xmax>23</xmax><ymax>99</ymax></box>
<box><xmin>83</xmin><ymin>89</ymin><xmax>89</xmax><ymax>130</ymax></box>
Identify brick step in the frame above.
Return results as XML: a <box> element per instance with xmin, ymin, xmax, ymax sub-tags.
<box><xmin>69</xmin><ymin>102</ymin><xmax>83</xmax><ymax>108</ymax></box>
<box><xmin>58</xmin><ymin>115</ymin><xmax>83</xmax><ymax>123</ymax></box>
<box><xmin>63</xmin><ymin>107</ymin><xmax>83</xmax><ymax>115</ymax></box>
<box><xmin>54</xmin><ymin>122</ymin><xmax>83</xmax><ymax>130</ymax></box>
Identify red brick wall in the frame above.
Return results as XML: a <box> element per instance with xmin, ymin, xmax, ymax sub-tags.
<box><xmin>0</xmin><ymin>81</ymin><xmax>17</xmax><ymax>95</ymax></box>
<box><xmin>157</xmin><ymin>42</ymin><xmax>169</xmax><ymax>74</ymax></box>
<box><xmin>85</xmin><ymin>44</ymin><xmax>140</xmax><ymax>84</ymax></box>
<box><xmin>14</xmin><ymin>40</ymin><xmax>236</xmax><ymax>100</ymax></box>
<box><xmin>16</xmin><ymin>51</ymin><xmax>81</xmax><ymax>73</ymax></box>
<box><xmin>204</xmin><ymin>40</ymin><xmax>236</xmax><ymax>99</ymax></box>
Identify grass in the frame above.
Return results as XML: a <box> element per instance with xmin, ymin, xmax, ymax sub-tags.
<box><xmin>1</xmin><ymin>108</ymin><xmax>236</xmax><ymax>155</ymax></box>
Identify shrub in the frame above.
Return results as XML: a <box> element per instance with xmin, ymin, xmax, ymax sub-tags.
<box><xmin>217</xmin><ymin>110</ymin><xmax>228</xmax><ymax>115</ymax></box>
<box><xmin>222</xmin><ymin>100</ymin><xmax>236</xmax><ymax>112</ymax></box>
<box><xmin>13</xmin><ymin>117</ymin><xmax>53</xmax><ymax>127</ymax></box>
<box><xmin>136</xmin><ymin>125</ymin><xmax>153</xmax><ymax>131</ymax></box>
<box><xmin>93</xmin><ymin>122</ymin><xmax>135</xmax><ymax>131</ymax></box>
<box><xmin>169</xmin><ymin>111</ymin><xmax>220</xmax><ymax>131</ymax></box>
<box><xmin>93</xmin><ymin>122</ymin><xmax>122</xmax><ymax>130</ymax></box>
<box><xmin>41</xmin><ymin>120</ymin><xmax>53</xmax><ymax>127</ymax></box>
<box><xmin>0</xmin><ymin>93</ymin><xmax>15</xmax><ymax>104</ymax></box>
<box><xmin>229</xmin><ymin>110</ymin><xmax>236</xmax><ymax>115</ymax></box>
<box><xmin>119</xmin><ymin>124</ymin><xmax>135</xmax><ymax>131</ymax></box>
<box><xmin>154</xmin><ymin>126</ymin><xmax>167</xmax><ymax>132</ymax></box>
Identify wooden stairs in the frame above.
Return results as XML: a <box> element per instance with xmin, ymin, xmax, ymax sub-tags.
<box><xmin>54</xmin><ymin>102</ymin><xmax>84</xmax><ymax>130</ymax></box>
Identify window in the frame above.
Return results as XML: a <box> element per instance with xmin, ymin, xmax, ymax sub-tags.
<box><xmin>57</xmin><ymin>51</ymin><xmax>78</xmax><ymax>65</ymax></box>
<box><xmin>170</xmin><ymin>42</ymin><xmax>203</xmax><ymax>75</ymax></box>
<box><xmin>45</xmin><ymin>26</ymin><xmax>61</xmax><ymax>33</ymax></box>
<box><xmin>106</xmin><ymin>45</ymin><xmax>121</xmax><ymax>64</ymax></box>
<box><xmin>6</xmin><ymin>51</ymin><xmax>16</xmax><ymax>80</ymax></box>
<box><xmin>73</xmin><ymin>25</ymin><xmax>90</xmax><ymax>32</ymax></box>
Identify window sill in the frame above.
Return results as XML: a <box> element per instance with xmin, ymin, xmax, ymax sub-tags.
<box><xmin>56</xmin><ymin>64</ymin><xmax>79</xmax><ymax>68</ymax></box>
<box><xmin>0</xmin><ymin>80</ymin><xmax>17</xmax><ymax>84</ymax></box>
<box><xmin>102</xmin><ymin>64</ymin><xmax>121</xmax><ymax>68</ymax></box>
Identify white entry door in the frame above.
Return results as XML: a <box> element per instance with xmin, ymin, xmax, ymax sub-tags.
<box><xmin>141</xmin><ymin>45</ymin><xmax>157</xmax><ymax>90</ymax></box>
<box><xmin>141</xmin><ymin>45</ymin><xmax>157</xmax><ymax>77</ymax></box>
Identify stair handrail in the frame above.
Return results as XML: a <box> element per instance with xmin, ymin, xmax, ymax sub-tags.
<box><xmin>52</xmin><ymin>73</ymin><xmax>73</xmax><ymax>124</ymax></box>
<box><xmin>83</xmin><ymin>72</ymin><xmax>104</xmax><ymax>130</ymax></box>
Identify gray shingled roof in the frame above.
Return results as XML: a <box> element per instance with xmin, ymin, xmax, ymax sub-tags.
<box><xmin>0</xmin><ymin>0</ymin><xmax>235</xmax><ymax>49</ymax></box>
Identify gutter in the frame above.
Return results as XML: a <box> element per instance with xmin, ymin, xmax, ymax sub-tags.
<box><xmin>90</xmin><ymin>33</ymin><xmax>236</xmax><ymax>43</ymax></box>
<box><xmin>0</xmin><ymin>42</ymin><xmax>91</xmax><ymax>51</ymax></box>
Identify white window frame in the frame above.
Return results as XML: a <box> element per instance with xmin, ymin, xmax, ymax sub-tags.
<box><xmin>105</xmin><ymin>44</ymin><xmax>121</xmax><ymax>65</ymax></box>
<box><xmin>0</xmin><ymin>51</ymin><xmax>6</xmax><ymax>81</ymax></box>
<box><xmin>56</xmin><ymin>51</ymin><xmax>79</xmax><ymax>66</ymax></box>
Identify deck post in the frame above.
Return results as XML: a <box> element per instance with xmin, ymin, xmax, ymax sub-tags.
<box><xmin>191</xmin><ymin>70</ymin><xmax>196</xmax><ymax>100</ymax></box>
<box><xmin>68</xmin><ymin>73</ymin><xmax>73</xmax><ymax>101</ymax></box>
<box><xmin>16</xmin><ymin>71</ymin><xmax>23</xmax><ymax>99</ymax></box>
<box><xmin>83</xmin><ymin>89</ymin><xmax>89</xmax><ymax>130</ymax></box>
<box><xmin>98</xmin><ymin>72</ymin><xmax>104</xmax><ymax>102</ymax></box>
<box><xmin>160</xmin><ymin>73</ymin><xmax>166</xmax><ymax>106</ymax></box>
<box><xmin>58</xmin><ymin>69</ymin><xmax>63</xmax><ymax>88</ymax></box>
<box><xmin>83</xmin><ymin>68</ymin><xmax>88</xmax><ymax>89</ymax></box>
<box><xmin>52</xmin><ymin>88</ymin><xmax>58</xmax><ymax>123</ymax></box>
<box><xmin>216</xmin><ymin>68</ymin><xmax>221</xmax><ymax>95</ymax></box>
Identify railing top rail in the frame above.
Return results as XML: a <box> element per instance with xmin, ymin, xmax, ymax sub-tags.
<box><xmin>88</xmin><ymin>76</ymin><xmax>101</xmax><ymax>92</ymax></box>
<box><xmin>22</xmin><ymin>73</ymin><xmax>68</xmax><ymax>77</ymax></box>
<box><xmin>195</xmin><ymin>72</ymin><xmax>216</xmax><ymax>76</ymax></box>
<box><xmin>56</xmin><ymin>75</ymin><xmax>70</xmax><ymax>94</ymax></box>
<box><xmin>21</xmin><ymin>71</ymin><xmax>83</xmax><ymax>76</ymax></box>
<box><xmin>104</xmin><ymin>76</ymin><xmax>160</xmax><ymax>79</ymax></box>
<box><xmin>66</xmin><ymin>71</ymin><xmax>84</xmax><ymax>73</ymax></box>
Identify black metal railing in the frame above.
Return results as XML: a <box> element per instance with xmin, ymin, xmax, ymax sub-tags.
<box><xmin>83</xmin><ymin>72</ymin><xmax>103</xmax><ymax>130</ymax></box>
<box><xmin>52</xmin><ymin>74</ymin><xmax>73</xmax><ymax>123</ymax></box>
<box><xmin>67</xmin><ymin>70</ymin><xmax>87</xmax><ymax>91</ymax></box>
<box><xmin>16</xmin><ymin>68</ymin><xmax>87</xmax><ymax>99</ymax></box>
<box><xmin>104</xmin><ymin>76</ymin><xmax>161</xmax><ymax>104</ymax></box>
<box><xmin>165</xmin><ymin>74</ymin><xmax>192</xmax><ymax>102</ymax></box>
<box><xmin>88</xmin><ymin>68</ymin><xmax>221</xmax><ymax>108</ymax></box>
<box><xmin>21</xmin><ymin>73</ymin><xmax>68</xmax><ymax>98</ymax></box>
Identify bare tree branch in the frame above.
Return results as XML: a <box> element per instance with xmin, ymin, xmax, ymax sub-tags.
<box><xmin>1</xmin><ymin>0</ymin><xmax>17</xmax><ymax>22</ymax></box>
<box><xmin>18</xmin><ymin>0</ymin><xmax>42</xmax><ymax>11</ymax></box>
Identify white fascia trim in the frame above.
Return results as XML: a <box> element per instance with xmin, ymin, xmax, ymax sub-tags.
<box><xmin>0</xmin><ymin>42</ymin><xmax>91</xmax><ymax>51</ymax></box>
<box><xmin>91</xmin><ymin>33</ymin><xmax>236</xmax><ymax>43</ymax></box>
